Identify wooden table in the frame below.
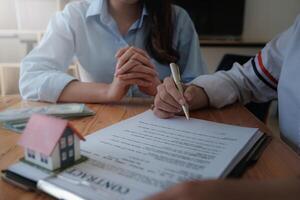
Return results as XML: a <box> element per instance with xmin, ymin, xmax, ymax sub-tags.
<box><xmin>1</xmin><ymin>96</ymin><xmax>300</xmax><ymax>200</ymax></box>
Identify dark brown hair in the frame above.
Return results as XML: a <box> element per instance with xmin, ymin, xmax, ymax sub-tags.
<box><xmin>144</xmin><ymin>0</ymin><xmax>180</xmax><ymax>64</ymax></box>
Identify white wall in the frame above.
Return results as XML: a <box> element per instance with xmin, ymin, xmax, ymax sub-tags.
<box><xmin>203</xmin><ymin>0</ymin><xmax>300</xmax><ymax>73</ymax></box>
<box><xmin>1</xmin><ymin>0</ymin><xmax>299</xmax><ymax>39</ymax></box>
<box><xmin>14</xmin><ymin>0</ymin><xmax>58</xmax><ymax>30</ymax></box>
<box><xmin>0</xmin><ymin>0</ymin><xmax>17</xmax><ymax>29</ymax></box>
<box><xmin>243</xmin><ymin>0</ymin><xmax>300</xmax><ymax>42</ymax></box>
<box><xmin>0</xmin><ymin>0</ymin><xmax>59</xmax><ymax>63</ymax></box>
<box><xmin>0</xmin><ymin>39</ymin><xmax>26</xmax><ymax>62</ymax></box>
<box><xmin>0</xmin><ymin>0</ymin><xmax>299</xmax><ymax>75</ymax></box>
<box><xmin>0</xmin><ymin>0</ymin><xmax>58</xmax><ymax>30</ymax></box>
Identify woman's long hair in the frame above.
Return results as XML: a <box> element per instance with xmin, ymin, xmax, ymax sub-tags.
<box><xmin>144</xmin><ymin>0</ymin><xmax>180</xmax><ymax>64</ymax></box>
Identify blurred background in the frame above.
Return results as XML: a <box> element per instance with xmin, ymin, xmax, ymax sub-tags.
<box><xmin>0</xmin><ymin>0</ymin><xmax>299</xmax><ymax>132</ymax></box>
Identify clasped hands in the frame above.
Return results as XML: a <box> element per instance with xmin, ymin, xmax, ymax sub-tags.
<box><xmin>109</xmin><ymin>46</ymin><xmax>208</xmax><ymax>118</ymax></box>
<box><xmin>108</xmin><ymin>46</ymin><xmax>161</xmax><ymax>101</ymax></box>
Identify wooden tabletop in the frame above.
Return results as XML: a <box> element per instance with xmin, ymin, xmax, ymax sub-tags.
<box><xmin>0</xmin><ymin>95</ymin><xmax>300</xmax><ymax>200</ymax></box>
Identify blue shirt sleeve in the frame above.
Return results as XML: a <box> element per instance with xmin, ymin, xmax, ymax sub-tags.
<box><xmin>19</xmin><ymin>4</ymin><xmax>77</xmax><ymax>103</ymax></box>
<box><xmin>172</xmin><ymin>5</ymin><xmax>208</xmax><ymax>83</ymax></box>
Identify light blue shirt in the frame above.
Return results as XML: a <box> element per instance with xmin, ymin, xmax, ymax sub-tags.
<box><xmin>20</xmin><ymin>0</ymin><xmax>207</xmax><ymax>102</ymax></box>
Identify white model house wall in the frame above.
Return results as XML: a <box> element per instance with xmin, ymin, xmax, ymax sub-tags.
<box><xmin>24</xmin><ymin>148</ymin><xmax>58</xmax><ymax>170</ymax></box>
<box><xmin>74</xmin><ymin>135</ymin><xmax>81</xmax><ymax>161</ymax></box>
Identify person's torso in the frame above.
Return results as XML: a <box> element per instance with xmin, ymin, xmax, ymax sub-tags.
<box><xmin>74</xmin><ymin>14</ymin><xmax>172</xmax><ymax>84</ymax></box>
<box><xmin>67</xmin><ymin>0</ymin><xmax>177</xmax><ymax>96</ymax></box>
<box><xmin>278</xmin><ymin>25</ymin><xmax>300</xmax><ymax>150</ymax></box>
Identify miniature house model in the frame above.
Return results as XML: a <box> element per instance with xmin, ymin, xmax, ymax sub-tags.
<box><xmin>18</xmin><ymin>114</ymin><xmax>85</xmax><ymax>171</ymax></box>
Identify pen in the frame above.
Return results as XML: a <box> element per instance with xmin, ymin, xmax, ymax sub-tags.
<box><xmin>169</xmin><ymin>63</ymin><xmax>190</xmax><ymax>120</ymax></box>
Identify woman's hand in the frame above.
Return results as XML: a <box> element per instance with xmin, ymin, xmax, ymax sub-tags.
<box><xmin>58</xmin><ymin>47</ymin><xmax>159</xmax><ymax>103</ymax></box>
<box><xmin>115</xmin><ymin>47</ymin><xmax>161</xmax><ymax>96</ymax></box>
<box><xmin>107</xmin><ymin>75</ymin><xmax>152</xmax><ymax>101</ymax></box>
<box><xmin>153</xmin><ymin>77</ymin><xmax>209</xmax><ymax>118</ymax></box>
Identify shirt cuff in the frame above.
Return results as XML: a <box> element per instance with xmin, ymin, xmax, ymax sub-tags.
<box><xmin>39</xmin><ymin>73</ymin><xmax>77</xmax><ymax>103</ymax></box>
<box><xmin>190</xmin><ymin>73</ymin><xmax>238</xmax><ymax>108</ymax></box>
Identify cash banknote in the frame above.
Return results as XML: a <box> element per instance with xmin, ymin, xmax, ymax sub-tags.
<box><xmin>0</xmin><ymin>103</ymin><xmax>95</xmax><ymax>133</ymax></box>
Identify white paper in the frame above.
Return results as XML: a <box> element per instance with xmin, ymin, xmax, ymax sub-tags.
<box><xmin>9</xmin><ymin>161</ymin><xmax>53</xmax><ymax>182</ymax></box>
<box><xmin>40</xmin><ymin>110</ymin><xmax>262</xmax><ymax>200</ymax></box>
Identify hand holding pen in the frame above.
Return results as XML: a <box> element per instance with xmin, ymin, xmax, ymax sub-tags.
<box><xmin>153</xmin><ymin>63</ymin><xmax>209</xmax><ymax>119</ymax></box>
<box><xmin>169</xmin><ymin>63</ymin><xmax>190</xmax><ymax>120</ymax></box>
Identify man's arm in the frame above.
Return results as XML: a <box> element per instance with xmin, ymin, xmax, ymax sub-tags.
<box><xmin>191</xmin><ymin>16</ymin><xmax>300</xmax><ymax>108</ymax></box>
<box><xmin>153</xmin><ymin>16</ymin><xmax>300</xmax><ymax>117</ymax></box>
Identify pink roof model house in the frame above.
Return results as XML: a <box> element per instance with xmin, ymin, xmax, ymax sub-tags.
<box><xmin>18</xmin><ymin>114</ymin><xmax>85</xmax><ymax>171</ymax></box>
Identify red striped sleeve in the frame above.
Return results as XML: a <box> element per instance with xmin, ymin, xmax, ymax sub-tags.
<box><xmin>257</xmin><ymin>51</ymin><xmax>278</xmax><ymax>85</ymax></box>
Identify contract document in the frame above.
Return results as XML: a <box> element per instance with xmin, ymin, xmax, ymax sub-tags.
<box><xmin>4</xmin><ymin>110</ymin><xmax>267</xmax><ymax>200</ymax></box>
<box><xmin>36</xmin><ymin>110</ymin><xmax>266</xmax><ymax>200</ymax></box>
